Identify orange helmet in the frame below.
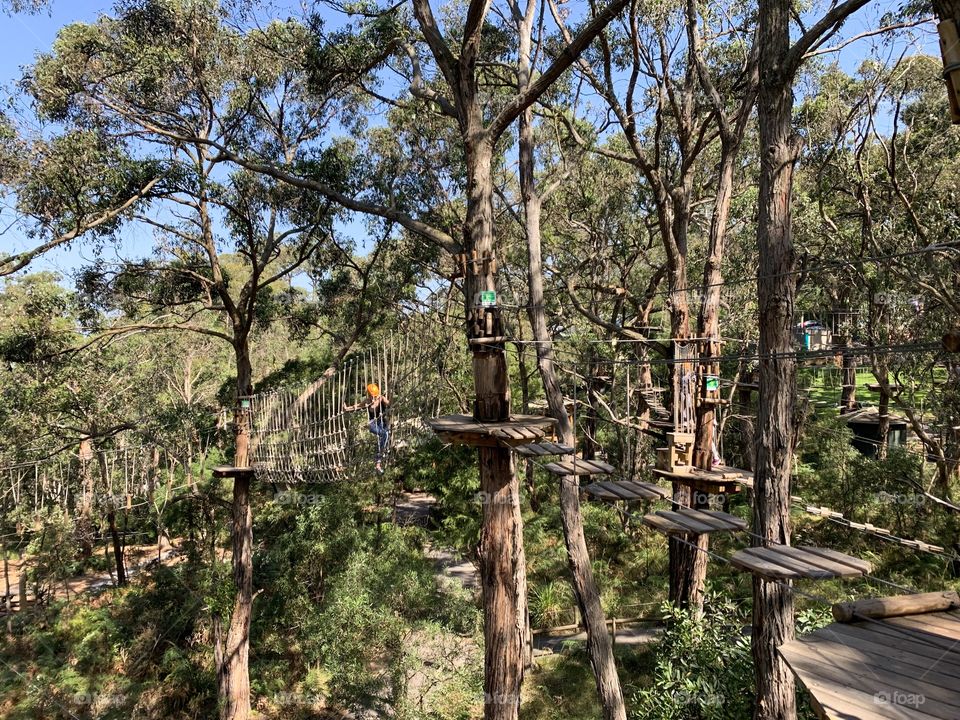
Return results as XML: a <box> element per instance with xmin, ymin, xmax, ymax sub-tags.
<box><xmin>366</xmin><ymin>383</ymin><xmax>380</xmax><ymax>397</ymax></box>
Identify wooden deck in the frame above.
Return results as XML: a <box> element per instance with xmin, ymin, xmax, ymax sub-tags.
<box><xmin>653</xmin><ymin>465</ymin><xmax>753</xmax><ymax>494</ymax></box>
<box><xmin>780</xmin><ymin>609</ymin><xmax>960</xmax><ymax>719</ymax></box>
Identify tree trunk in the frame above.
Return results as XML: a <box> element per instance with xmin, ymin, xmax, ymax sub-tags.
<box><xmin>753</xmin><ymin>0</ymin><xmax>799</xmax><ymax>716</ymax></box>
<box><xmin>97</xmin><ymin>451</ymin><xmax>126</xmax><ymax>586</ymax></box>
<box><xmin>519</xmin><ymin>97</ymin><xmax>627</xmax><ymax>720</ymax></box>
<box><xmin>217</xmin><ymin>338</ymin><xmax>255</xmax><ymax>720</ymax></box>
<box><xmin>840</xmin><ymin>335</ymin><xmax>857</xmax><ymax>413</ymax></box>
<box><xmin>464</xmin><ymin>136</ymin><xmax>526</xmax><ymax>720</ymax></box>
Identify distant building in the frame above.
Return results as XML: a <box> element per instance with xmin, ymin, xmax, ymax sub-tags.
<box><xmin>843</xmin><ymin>408</ymin><xmax>909</xmax><ymax>457</ymax></box>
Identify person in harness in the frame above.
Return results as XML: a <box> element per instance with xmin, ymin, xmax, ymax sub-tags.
<box><xmin>344</xmin><ymin>383</ymin><xmax>391</xmax><ymax>473</ymax></box>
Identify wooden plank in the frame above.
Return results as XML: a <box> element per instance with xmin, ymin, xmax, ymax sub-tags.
<box><xmin>695</xmin><ymin>508</ymin><xmax>748</xmax><ymax>530</ymax></box>
<box><xmin>654</xmin><ymin>510</ymin><xmax>720</xmax><ymax>535</ymax></box>
<box><xmin>622</xmin><ymin>481</ymin><xmax>670</xmax><ymax>500</ymax></box>
<box><xmin>642</xmin><ymin>513</ymin><xmax>688</xmax><ymax>535</ymax></box>
<box><xmin>744</xmin><ymin>547</ymin><xmax>837</xmax><ymax>579</ymax></box>
<box><xmin>797</xmin><ymin>546</ymin><xmax>873</xmax><ymax>575</ymax></box>
<box><xmin>782</xmin><ymin>641</ymin><xmax>960</xmax><ymax>719</ymax></box>
<box><xmin>729</xmin><ymin>548</ymin><xmax>802</xmax><ymax>580</ymax></box>
<box><xmin>679</xmin><ymin>508</ymin><xmax>747</xmax><ymax>531</ymax></box>
<box><xmin>788</xmin><ymin>671</ymin><xmax>945</xmax><ymax>720</ymax></box>
<box><xmin>599</xmin><ymin>482</ymin><xmax>643</xmax><ymax>501</ymax></box>
<box><xmin>543</xmin><ymin>459</ymin><xmax>615</xmax><ymax>476</ymax></box>
<box><xmin>883</xmin><ymin>614</ymin><xmax>960</xmax><ymax>643</ymax></box>
<box><xmin>820</xmin><ymin>622</ymin><xmax>960</xmax><ymax>674</ymax></box>
<box><xmin>774</xmin><ymin>545</ymin><xmax>869</xmax><ymax>579</ymax></box>
<box><xmin>583</xmin><ymin>483</ymin><xmax>621</xmax><ymax>500</ymax></box>
<box><xmin>794</xmin><ymin>635</ymin><xmax>960</xmax><ymax>692</ymax></box>
<box><xmin>212</xmin><ymin>466</ymin><xmax>256</xmax><ymax>479</ymax></box>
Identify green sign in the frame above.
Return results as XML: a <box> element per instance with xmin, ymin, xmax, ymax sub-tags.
<box><xmin>480</xmin><ymin>290</ymin><xmax>497</xmax><ymax>307</ymax></box>
<box><xmin>240</xmin><ymin>398</ymin><xmax>251</xmax><ymax>409</ymax></box>
<box><xmin>705</xmin><ymin>376</ymin><xmax>720</xmax><ymax>392</ymax></box>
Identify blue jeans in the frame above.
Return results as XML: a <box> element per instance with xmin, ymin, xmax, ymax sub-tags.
<box><xmin>368</xmin><ymin>419</ymin><xmax>390</xmax><ymax>461</ymax></box>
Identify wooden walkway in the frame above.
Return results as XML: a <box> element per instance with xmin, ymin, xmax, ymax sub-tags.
<box><xmin>779</xmin><ymin>609</ymin><xmax>960</xmax><ymax>719</ymax></box>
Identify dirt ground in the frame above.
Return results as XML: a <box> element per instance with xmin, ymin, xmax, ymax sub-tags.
<box><xmin>1</xmin><ymin>537</ymin><xmax>183</xmax><ymax>606</ymax></box>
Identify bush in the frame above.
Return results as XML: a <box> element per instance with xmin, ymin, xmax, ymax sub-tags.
<box><xmin>630</xmin><ymin>595</ymin><xmax>753</xmax><ymax>720</ymax></box>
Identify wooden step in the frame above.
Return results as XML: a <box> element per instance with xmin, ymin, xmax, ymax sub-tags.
<box><xmin>730</xmin><ymin>545</ymin><xmax>872</xmax><ymax>581</ymax></box>
<box><xmin>642</xmin><ymin>508</ymin><xmax>747</xmax><ymax>536</ymax></box>
<box><xmin>583</xmin><ymin>480</ymin><xmax>670</xmax><ymax>502</ymax></box>
<box><xmin>428</xmin><ymin>414</ymin><xmax>557</xmax><ymax>447</ymax></box>
<box><xmin>543</xmin><ymin>458</ymin><xmax>615</xmax><ymax>476</ymax></box>
<box><xmin>513</xmin><ymin>441</ymin><xmax>575</xmax><ymax>457</ymax></box>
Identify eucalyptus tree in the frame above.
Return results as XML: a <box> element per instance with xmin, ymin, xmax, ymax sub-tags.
<box><xmin>796</xmin><ymin>56</ymin><xmax>960</xmax><ymax>483</ymax></box>
<box><xmin>158</xmin><ymin>2</ymin><xmax>632</xmax><ymax>717</ymax></box>
<box><xmin>0</xmin><ymin>121</ymin><xmax>164</xmax><ymax>277</ymax></box>
<box><xmin>23</xmin><ymin>3</ymin><xmax>412</xmax><ymax>717</ymax></box>
<box><xmin>549</xmin><ymin>0</ymin><xmax>759</xmax><ymax>610</ymax></box>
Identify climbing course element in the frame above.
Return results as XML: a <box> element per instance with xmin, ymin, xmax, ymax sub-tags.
<box><xmin>652</xmin><ymin>465</ymin><xmax>753</xmax><ymax>495</ymax></box>
<box><xmin>427</xmin><ymin>414</ymin><xmax>557</xmax><ymax>447</ymax></box>
<box><xmin>582</xmin><ymin>480</ymin><xmax>670</xmax><ymax>502</ymax></box>
<box><xmin>730</xmin><ymin>545</ymin><xmax>872</xmax><ymax>581</ymax></box>
<box><xmin>542</xmin><ymin>458</ymin><xmax>615</xmax><ymax>476</ymax></box>
<box><xmin>249</xmin><ymin>328</ymin><xmax>455</xmax><ymax>482</ymax></box>
<box><xmin>642</xmin><ymin>508</ymin><xmax>747</xmax><ymax>536</ymax></box>
<box><xmin>780</xmin><ymin>592</ymin><xmax>960</xmax><ymax>720</ymax></box>
<box><xmin>512</xmin><ymin>441</ymin><xmax>575</xmax><ymax>457</ymax></box>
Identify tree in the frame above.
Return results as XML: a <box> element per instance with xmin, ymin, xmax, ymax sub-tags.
<box><xmin>753</xmin><ymin>0</ymin><xmax>870</xmax><ymax>717</ymax></box>
<box><xmin>24</xmin><ymin>4</ymin><xmax>400</xmax><ymax>717</ymax></box>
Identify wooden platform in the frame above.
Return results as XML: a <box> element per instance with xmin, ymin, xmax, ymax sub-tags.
<box><xmin>513</xmin><ymin>441</ymin><xmax>575</xmax><ymax>457</ymax></box>
<box><xmin>583</xmin><ymin>480</ymin><xmax>671</xmax><ymax>502</ymax></box>
<box><xmin>730</xmin><ymin>545</ymin><xmax>872</xmax><ymax>581</ymax></box>
<box><xmin>543</xmin><ymin>458</ymin><xmax>615</xmax><ymax>476</ymax></box>
<box><xmin>780</xmin><ymin>608</ymin><xmax>960</xmax><ymax>719</ymax></box>
<box><xmin>642</xmin><ymin>508</ymin><xmax>747</xmax><ymax>536</ymax></box>
<box><xmin>212</xmin><ymin>466</ymin><xmax>256</xmax><ymax>479</ymax></box>
<box><xmin>427</xmin><ymin>414</ymin><xmax>557</xmax><ymax>447</ymax></box>
<box><xmin>653</xmin><ymin>465</ymin><xmax>753</xmax><ymax>494</ymax></box>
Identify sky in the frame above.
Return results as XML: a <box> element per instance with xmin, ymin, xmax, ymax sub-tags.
<box><xmin>0</xmin><ymin>1</ymin><xmax>943</xmax><ymax>283</ymax></box>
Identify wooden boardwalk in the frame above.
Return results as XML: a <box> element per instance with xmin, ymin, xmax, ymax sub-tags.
<box><xmin>779</xmin><ymin>609</ymin><xmax>960</xmax><ymax>719</ymax></box>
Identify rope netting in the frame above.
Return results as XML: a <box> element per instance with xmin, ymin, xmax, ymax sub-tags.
<box><xmin>249</xmin><ymin>323</ymin><xmax>467</xmax><ymax>482</ymax></box>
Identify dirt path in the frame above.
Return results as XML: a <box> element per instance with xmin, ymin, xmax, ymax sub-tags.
<box><xmin>2</xmin><ymin>538</ymin><xmax>183</xmax><ymax>606</ymax></box>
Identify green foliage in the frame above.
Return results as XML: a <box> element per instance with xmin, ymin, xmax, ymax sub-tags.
<box><xmin>630</xmin><ymin>596</ymin><xmax>753</xmax><ymax>720</ymax></box>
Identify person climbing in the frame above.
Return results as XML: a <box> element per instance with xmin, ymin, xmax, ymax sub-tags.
<box><xmin>344</xmin><ymin>383</ymin><xmax>391</xmax><ymax>473</ymax></box>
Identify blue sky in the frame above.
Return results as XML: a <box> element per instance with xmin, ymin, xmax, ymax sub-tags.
<box><xmin>0</xmin><ymin>1</ymin><xmax>942</xmax><ymax>282</ymax></box>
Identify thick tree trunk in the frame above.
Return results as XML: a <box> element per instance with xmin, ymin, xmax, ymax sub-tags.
<box><xmin>464</xmin><ymin>138</ymin><xmax>526</xmax><ymax>720</ymax></box>
<box><xmin>520</xmin><ymin>99</ymin><xmax>627</xmax><ymax>720</ymax></box>
<box><xmin>753</xmin><ymin>0</ymin><xmax>799</xmax><ymax>716</ymax></box>
<box><xmin>218</xmin><ymin>339</ymin><xmax>255</xmax><ymax>720</ymax></box>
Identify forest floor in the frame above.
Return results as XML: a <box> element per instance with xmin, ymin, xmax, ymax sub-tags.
<box><xmin>2</xmin><ymin>537</ymin><xmax>182</xmax><ymax>606</ymax></box>
<box><xmin>394</xmin><ymin>491</ymin><xmax>660</xmax><ymax>651</ymax></box>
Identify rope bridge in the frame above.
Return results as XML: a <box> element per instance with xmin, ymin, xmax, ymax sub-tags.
<box><xmin>249</xmin><ymin>327</ymin><xmax>463</xmax><ymax>483</ymax></box>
